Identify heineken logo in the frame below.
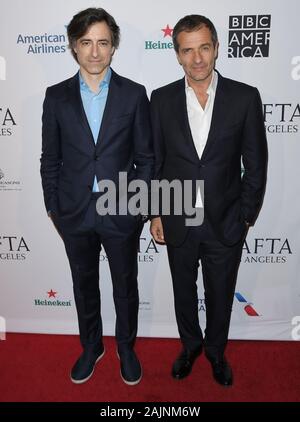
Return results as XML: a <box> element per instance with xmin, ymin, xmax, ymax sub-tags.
<box><xmin>161</xmin><ymin>24</ymin><xmax>173</xmax><ymax>37</ymax></box>
<box><xmin>34</xmin><ymin>289</ymin><xmax>72</xmax><ymax>307</ymax></box>
<box><xmin>145</xmin><ymin>24</ymin><xmax>174</xmax><ymax>50</ymax></box>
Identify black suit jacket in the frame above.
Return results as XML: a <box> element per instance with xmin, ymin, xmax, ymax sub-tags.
<box><xmin>41</xmin><ymin>69</ymin><xmax>154</xmax><ymax>230</ymax></box>
<box><xmin>150</xmin><ymin>71</ymin><xmax>267</xmax><ymax>246</ymax></box>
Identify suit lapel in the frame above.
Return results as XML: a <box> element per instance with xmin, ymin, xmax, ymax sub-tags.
<box><xmin>201</xmin><ymin>71</ymin><xmax>227</xmax><ymax>159</ymax></box>
<box><xmin>96</xmin><ymin>70</ymin><xmax>121</xmax><ymax>148</ymax></box>
<box><xmin>67</xmin><ymin>73</ymin><xmax>94</xmax><ymax>146</ymax></box>
<box><xmin>171</xmin><ymin>78</ymin><xmax>200</xmax><ymax>162</ymax></box>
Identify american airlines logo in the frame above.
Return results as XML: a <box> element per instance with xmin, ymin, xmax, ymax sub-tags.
<box><xmin>235</xmin><ymin>292</ymin><xmax>259</xmax><ymax>316</ymax></box>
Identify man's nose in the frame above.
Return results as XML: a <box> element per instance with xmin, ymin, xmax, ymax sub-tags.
<box><xmin>193</xmin><ymin>50</ymin><xmax>202</xmax><ymax>63</ymax></box>
<box><xmin>91</xmin><ymin>43</ymin><xmax>100</xmax><ymax>57</ymax></box>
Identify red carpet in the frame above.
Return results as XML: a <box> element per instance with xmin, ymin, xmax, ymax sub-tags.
<box><xmin>0</xmin><ymin>334</ymin><xmax>299</xmax><ymax>402</ymax></box>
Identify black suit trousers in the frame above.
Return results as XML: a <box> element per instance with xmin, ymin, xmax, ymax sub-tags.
<box><xmin>167</xmin><ymin>219</ymin><xmax>245</xmax><ymax>359</ymax></box>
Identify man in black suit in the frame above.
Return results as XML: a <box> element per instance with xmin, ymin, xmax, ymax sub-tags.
<box><xmin>40</xmin><ymin>8</ymin><xmax>153</xmax><ymax>385</ymax></box>
<box><xmin>150</xmin><ymin>15</ymin><xmax>267</xmax><ymax>386</ymax></box>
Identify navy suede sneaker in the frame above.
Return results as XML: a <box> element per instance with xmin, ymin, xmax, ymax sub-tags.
<box><xmin>118</xmin><ymin>349</ymin><xmax>142</xmax><ymax>386</ymax></box>
<box><xmin>70</xmin><ymin>345</ymin><xmax>105</xmax><ymax>384</ymax></box>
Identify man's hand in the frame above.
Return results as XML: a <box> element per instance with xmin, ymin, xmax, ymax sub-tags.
<box><xmin>150</xmin><ymin>217</ymin><xmax>165</xmax><ymax>244</ymax></box>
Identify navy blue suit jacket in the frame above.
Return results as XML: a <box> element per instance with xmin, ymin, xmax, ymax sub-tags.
<box><xmin>41</xmin><ymin>69</ymin><xmax>154</xmax><ymax>230</ymax></box>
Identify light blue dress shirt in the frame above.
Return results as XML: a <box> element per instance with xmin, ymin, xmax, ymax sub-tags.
<box><xmin>79</xmin><ymin>67</ymin><xmax>111</xmax><ymax>192</ymax></box>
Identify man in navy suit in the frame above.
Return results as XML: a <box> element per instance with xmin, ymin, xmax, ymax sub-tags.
<box><xmin>150</xmin><ymin>15</ymin><xmax>267</xmax><ymax>386</ymax></box>
<box><xmin>41</xmin><ymin>8</ymin><xmax>153</xmax><ymax>385</ymax></box>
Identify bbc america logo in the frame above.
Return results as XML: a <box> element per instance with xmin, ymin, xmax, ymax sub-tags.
<box><xmin>228</xmin><ymin>15</ymin><xmax>271</xmax><ymax>58</ymax></box>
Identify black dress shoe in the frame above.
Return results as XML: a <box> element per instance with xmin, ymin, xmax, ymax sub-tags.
<box><xmin>70</xmin><ymin>345</ymin><xmax>105</xmax><ymax>384</ymax></box>
<box><xmin>171</xmin><ymin>347</ymin><xmax>202</xmax><ymax>380</ymax></box>
<box><xmin>118</xmin><ymin>349</ymin><xmax>142</xmax><ymax>386</ymax></box>
<box><xmin>208</xmin><ymin>357</ymin><xmax>233</xmax><ymax>387</ymax></box>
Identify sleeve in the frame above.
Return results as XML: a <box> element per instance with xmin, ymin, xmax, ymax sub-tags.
<box><xmin>40</xmin><ymin>88</ymin><xmax>62</xmax><ymax>213</ymax></box>
<box><xmin>240</xmin><ymin>88</ymin><xmax>268</xmax><ymax>225</ymax></box>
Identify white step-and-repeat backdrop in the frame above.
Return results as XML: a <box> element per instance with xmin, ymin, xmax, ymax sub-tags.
<box><xmin>1</xmin><ymin>0</ymin><xmax>299</xmax><ymax>340</ymax></box>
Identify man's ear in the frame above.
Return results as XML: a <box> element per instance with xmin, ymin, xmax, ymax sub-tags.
<box><xmin>72</xmin><ymin>41</ymin><xmax>77</xmax><ymax>55</ymax></box>
<box><xmin>176</xmin><ymin>53</ymin><xmax>182</xmax><ymax>66</ymax></box>
<box><xmin>214</xmin><ymin>41</ymin><xmax>219</xmax><ymax>60</ymax></box>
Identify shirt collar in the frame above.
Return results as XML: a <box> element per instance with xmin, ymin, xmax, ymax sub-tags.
<box><xmin>185</xmin><ymin>69</ymin><xmax>218</xmax><ymax>95</ymax></box>
<box><xmin>79</xmin><ymin>67</ymin><xmax>112</xmax><ymax>92</ymax></box>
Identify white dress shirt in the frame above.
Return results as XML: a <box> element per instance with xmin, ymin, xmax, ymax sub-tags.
<box><xmin>185</xmin><ymin>70</ymin><xmax>218</xmax><ymax>207</ymax></box>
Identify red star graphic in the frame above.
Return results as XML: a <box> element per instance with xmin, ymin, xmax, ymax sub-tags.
<box><xmin>161</xmin><ymin>24</ymin><xmax>173</xmax><ymax>38</ymax></box>
<box><xmin>47</xmin><ymin>289</ymin><xmax>57</xmax><ymax>298</ymax></box>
